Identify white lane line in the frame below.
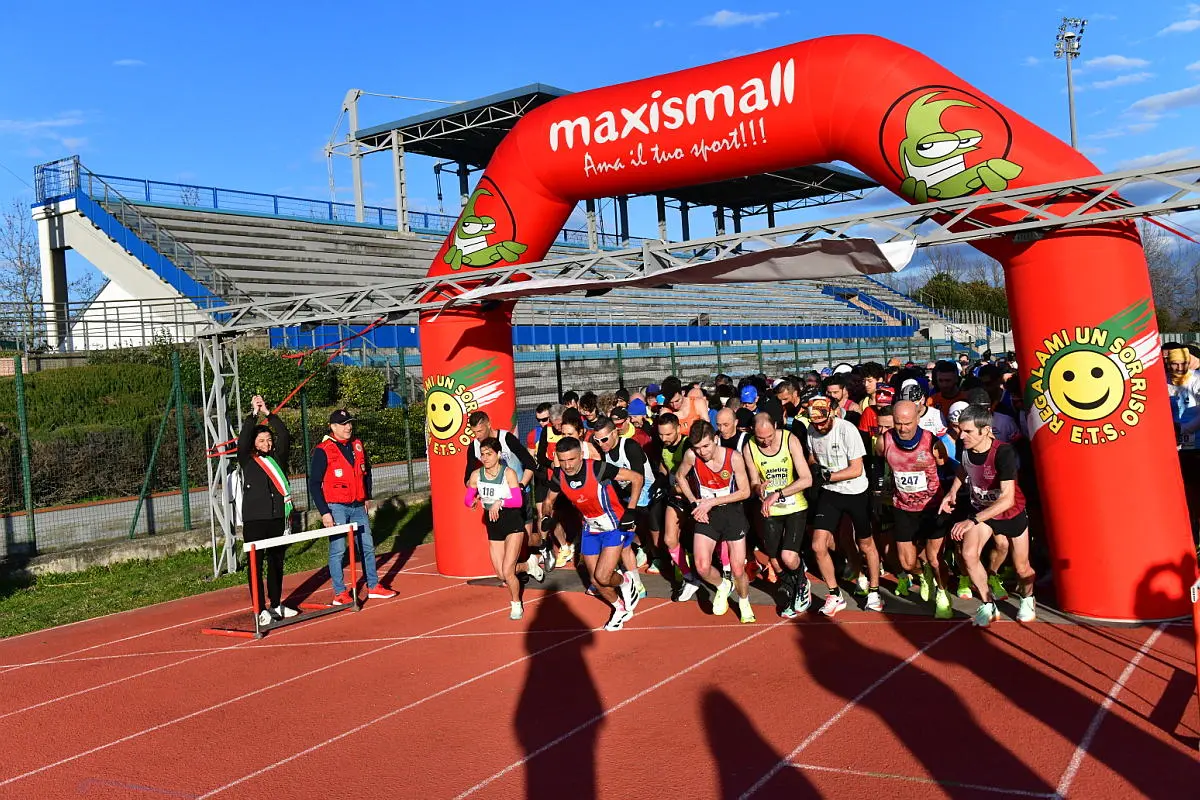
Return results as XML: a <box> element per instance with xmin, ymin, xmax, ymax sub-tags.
<box><xmin>196</xmin><ymin>600</ymin><xmax>675</xmax><ymax>798</ymax></box>
<box><xmin>455</xmin><ymin>617</ymin><xmax>791</xmax><ymax>798</ymax></box>
<box><xmin>791</xmin><ymin>762</ymin><xmax>1059</xmax><ymax>798</ymax></box>
<box><xmin>0</xmin><ymin>585</ymin><xmax>543</xmax><ymax>788</ymax></box>
<box><xmin>738</xmin><ymin>622</ymin><xmax>964</xmax><ymax>799</ymax></box>
<box><xmin>1053</xmin><ymin>624</ymin><xmax>1166</xmax><ymax>799</ymax></box>
<box><xmin>0</xmin><ymin>582</ymin><xmax>463</xmax><ymax>723</ymax></box>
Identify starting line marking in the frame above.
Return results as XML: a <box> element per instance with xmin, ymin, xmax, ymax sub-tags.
<box><xmin>194</xmin><ymin>599</ymin><xmax>675</xmax><ymax>799</ymax></box>
<box><xmin>739</xmin><ymin>622</ymin><xmax>966</xmax><ymax>799</ymax></box>
<box><xmin>0</xmin><ymin>584</ymin><xmax>541</xmax><ymax>789</ymax></box>
<box><xmin>1053</xmin><ymin>623</ymin><xmax>1167</xmax><ymax>799</ymax></box>
<box><xmin>790</xmin><ymin>762</ymin><xmax>1059</xmax><ymax>798</ymax></box>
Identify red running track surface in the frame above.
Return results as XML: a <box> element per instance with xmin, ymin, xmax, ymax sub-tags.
<box><xmin>0</xmin><ymin>541</ymin><xmax>1196</xmax><ymax>799</ymax></box>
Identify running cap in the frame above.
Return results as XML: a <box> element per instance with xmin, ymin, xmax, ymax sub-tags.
<box><xmin>899</xmin><ymin>379</ymin><xmax>925</xmax><ymax>403</ymax></box>
<box><xmin>874</xmin><ymin>385</ymin><xmax>897</xmax><ymax>405</ymax></box>
<box><xmin>329</xmin><ymin>409</ymin><xmax>355</xmax><ymax>424</ymax></box>
<box><xmin>808</xmin><ymin>396</ymin><xmax>832</xmax><ymax>422</ymax></box>
<box><xmin>832</xmin><ymin>363</ymin><xmax>854</xmax><ymax>374</ymax></box>
<box><xmin>740</xmin><ymin>385</ymin><xmax>759</xmax><ymax>403</ymax></box>
<box><xmin>948</xmin><ymin>401</ymin><xmax>970</xmax><ymax>424</ymax></box>
<box><xmin>627</xmin><ymin>398</ymin><xmax>648</xmax><ymax>416</ymax></box>
<box><xmin>819</xmin><ymin>367</ymin><xmax>833</xmax><ymax>377</ymax></box>
<box><xmin>645</xmin><ymin>383</ymin><xmax>661</xmax><ymax>395</ymax></box>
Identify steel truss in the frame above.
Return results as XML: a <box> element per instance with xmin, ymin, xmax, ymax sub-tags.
<box><xmin>196</xmin><ymin>160</ymin><xmax>1200</xmax><ymax>575</ymax></box>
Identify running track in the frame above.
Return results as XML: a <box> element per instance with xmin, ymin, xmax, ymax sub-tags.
<box><xmin>0</xmin><ymin>542</ymin><xmax>1196</xmax><ymax>799</ymax></box>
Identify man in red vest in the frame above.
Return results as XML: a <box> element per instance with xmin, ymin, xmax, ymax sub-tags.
<box><xmin>310</xmin><ymin>409</ymin><xmax>396</xmax><ymax>605</ymax></box>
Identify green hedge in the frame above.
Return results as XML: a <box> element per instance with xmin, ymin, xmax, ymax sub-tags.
<box><xmin>0</xmin><ymin>364</ymin><xmax>173</xmax><ymax>434</ymax></box>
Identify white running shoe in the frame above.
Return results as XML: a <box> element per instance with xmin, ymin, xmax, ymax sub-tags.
<box><xmin>1016</xmin><ymin>594</ymin><xmax>1037</xmax><ymax>623</ymax></box>
<box><xmin>273</xmin><ymin>605</ymin><xmax>299</xmax><ymax>619</ymax></box>
<box><xmin>542</xmin><ymin>544</ymin><xmax>556</xmax><ymax>573</ymax></box>
<box><xmin>738</xmin><ymin>597</ymin><xmax>756</xmax><ymax>623</ymax></box>
<box><xmin>257</xmin><ymin>609</ymin><xmax>276</xmax><ymax>627</ymax></box>
<box><xmin>509</xmin><ymin>601</ymin><xmax>524</xmax><ymax>620</ymax></box>
<box><xmin>820</xmin><ymin>593</ymin><xmax>848</xmax><ymax>617</ymax></box>
<box><xmin>604</xmin><ymin>602</ymin><xmax>633</xmax><ymax>631</ymax></box>
<box><xmin>793</xmin><ymin>581</ymin><xmax>812</xmax><ymax>613</ymax></box>
<box><xmin>712</xmin><ymin>578</ymin><xmax>733</xmax><ymax>616</ymax></box>
<box><xmin>865</xmin><ymin>590</ymin><xmax>883</xmax><ymax>612</ymax></box>
<box><xmin>635</xmin><ymin>547</ymin><xmax>648</xmax><ymax>568</ymax></box>
<box><xmin>974</xmin><ymin>601</ymin><xmax>999</xmax><ymax>627</ymax></box>
<box><xmin>526</xmin><ymin>554</ymin><xmax>545</xmax><ymax>583</ymax></box>
<box><xmin>674</xmin><ymin>578</ymin><xmax>701</xmax><ymax>603</ymax></box>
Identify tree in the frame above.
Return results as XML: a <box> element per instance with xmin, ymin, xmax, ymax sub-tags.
<box><xmin>1138</xmin><ymin>220</ymin><xmax>1200</xmax><ymax>333</ymax></box>
<box><xmin>915</xmin><ymin>271</ymin><xmax>1010</xmax><ymax>319</ymax></box>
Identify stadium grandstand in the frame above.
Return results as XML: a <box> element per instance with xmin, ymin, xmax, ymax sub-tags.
<box><xmin>25</xmin><ymin>82</ymin><xmax>975</xmax><ymax>360</ymax></box>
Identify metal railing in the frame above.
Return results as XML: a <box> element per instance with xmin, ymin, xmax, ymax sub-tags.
<box><xmin>41</xmin><ymin>159</ymin><xmax>648</xmax><ymax>251</ymax></box>
<box><xmin>34</xmin><ymin>158</ymin><xmax>245</xmax><ymax>305</ymax></box>
<box><xmin>0</xmin><ymin>297</ymin><xmax>212</xmax><ymax>352</ymax></box>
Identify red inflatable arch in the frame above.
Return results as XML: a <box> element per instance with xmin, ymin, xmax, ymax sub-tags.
<box><xmin>420</xmin><ymin>34</ymin><xmax>1195</xmax><ymax>622</ymax></box>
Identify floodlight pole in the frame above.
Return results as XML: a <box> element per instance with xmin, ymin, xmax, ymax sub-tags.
<box><xmin>344</xmin><ymin>89</ymin><xmax>366</xmax><ymax>223</ymax></box>
<box><xmin>1054</xmin><ymin>17</ymin><xmax>1087</xmax><ymax>151</ymax></box>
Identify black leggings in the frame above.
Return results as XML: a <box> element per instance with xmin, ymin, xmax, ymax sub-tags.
<box><xmin>243</xmin><ymin>518</ymin><xmax>286</xmax><ymax>610</ymax></box>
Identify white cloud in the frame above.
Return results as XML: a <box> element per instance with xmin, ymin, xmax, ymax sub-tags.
<box><xmin>1187</xmin><ymin>60</ymin><xmax>1200</xmax><ymax>70</ymax></box>
<box><xmin>1022</xmin><ymin>56</ymin><xmax>1040</xmax><ymax>66</ymax></box>
<box><xmin>1159</xmin><ymin>19</ymin><xmax>1200</xmax><ymax>35</ymax></box>
<box><xmin>112</xmin><ymin>58</ymin><xmax>145</xmax><ymax>67</ymax></box>
<box><xmin>0</xmin><ymin>113</ymin><xmax>85</xmax><ymax>136</ymax></box>
<box><xmin>1087</xmin><ymin>120</ymin><xmax>1158</xmax><ymax>139</ymax></box>
<box><xmin>1084</xmin><ymin>55</ymin><xmax>1150</xmax><ymax>70</ymax></box>
<box><xmin>1116</xmin><ymin>146</ymin><xmax>1195</xmax><ymax>169</ymax></box>
<box><xmin>1130</xmin><ymin>83</ymin><xmax>1200</xmax><ymax>112</ymax></box>
<box><xmin>1091</xmin><ymin>72</ymin><xmax>1155</xmax><ymax>89</ymax></box>
<box><xmin>1082</xmin><ymin>146</ymin><xmax>1108</xmax><ymax>157</ymax></box>
<box><xmin>696</xmin><ymin>10</ymin><xmax>781</xmax><ymax>27</ymax></box>
<box><xmin>650</xmin><ymin>19</ymin><xmax>668</xmax><ymax>28</ymax></box>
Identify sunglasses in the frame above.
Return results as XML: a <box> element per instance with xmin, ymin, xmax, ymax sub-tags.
<box><xmin>593</xmin><ymin>433</ymin><xmax>613</xmax><ymax>444</ymax></box>
<box><xmin>536</xmin><ymin>417</ymin><xmax>550</xmax><ymax>423</ymax></box>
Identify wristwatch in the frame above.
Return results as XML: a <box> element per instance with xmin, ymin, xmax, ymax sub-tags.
<box><xmin>969</xmin><ymin>514</ymin><xmax>980</xmax><ymax>525</ymax></box>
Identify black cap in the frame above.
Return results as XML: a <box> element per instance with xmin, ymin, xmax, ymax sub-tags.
<box><xmin>610</xmin><ymin>406</ymin><xmax>629</xmax><ymax>421</ymax></box>
<box><xmin>329</xmin><ymin>409</ymin><xmax>355</xmax><ymax>425</ymax></box>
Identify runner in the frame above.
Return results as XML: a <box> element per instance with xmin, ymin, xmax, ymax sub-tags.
<box><xmin>525</xmin><ymin>402</ymin><xmax>552</xmax><ymax>452</ymax></box>
<box><xmin>464</xmin><ymin>411</ymin><xmax>539</xmax><ymax>552</ymax></box>
<box><xmin>877</xmin><ymin>400</ymin><xmax>953</xmax><ymax>619</ymax></box>
<box><xmin>533</xmin><ymin>404</ymin><xmax>573</xmax><ymax>568</ymax></box>
<box><xmin>592</xmin><ymin>415</ymin><xmax>652</xmax><ymax>599</ymax></box>
<box><xmin>930</xmin><ymin>361</ymin><xmax>966</xmax><ymax>418</ymax></box>
<box><xmin>807</xmin><ymin>396</ymin><xmax>882</xmax><ymax>615</ymax></box>
<box><xmin>939</xmin><ymin>405</ymin><xmax>1037</xmax><ymax>627</ymax></box>
<box><xmin>823</xmin><ymin>374</ymin><xmax>862</xmax><ymax>425</ymax></box>
<box><xmin>465</xmin><ymin>437</ymin><xmax>545</xmax><ymax>620</ymax></box>
<box><xmin>1164</xmin><ymin>343</ymin><xmax>1200</xmax><ymax>541</ymax></box>
<box><xmin>655</xmin><ymin>412</ymin><xmax>698</xmax><ymax>595</ymax></box>
<box><xmin>540</xmin><ymin>436</ymin><xmax>645</xmax><ymax>631</ymax></box>
<box><xmin>673</xmin><ymin>421</ymin><xmax>757</xmax><ymax>622</ymax></box>
<box><xmin>744</xmin><ymin>410</ymin><xmax>813</xmax><ymax>617</ymax></box>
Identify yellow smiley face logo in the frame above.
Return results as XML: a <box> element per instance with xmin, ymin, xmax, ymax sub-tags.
<box><xmin>426</xmin><ymin>388</ymin><xmax>465</xmax><ymax>441</ymax></box>
<box><xmin>1047</xmin><ymin>350</ymin><xmax>1126</xmax><ymax>422</ymax></box>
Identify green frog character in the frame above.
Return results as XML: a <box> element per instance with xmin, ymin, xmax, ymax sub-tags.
<box><xmin>443</xmin><ymin>188</ymin><xmax>528</xmax><ymax>270</ymax></box>
<box><xmin>898</xmin><ymin>91</ymin><xmax>1023</xmax><ymax>203</ymax></box>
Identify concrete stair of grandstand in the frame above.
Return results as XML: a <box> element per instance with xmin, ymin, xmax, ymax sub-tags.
<box><xmin>819</xmin><ymin>275</ymin><xmax>941</xmax><ymax>326</ymax></box>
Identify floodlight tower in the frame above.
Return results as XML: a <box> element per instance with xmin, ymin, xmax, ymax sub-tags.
<box><xmin>1054</xmin><ymin>17</ymin><xmax>1087</xmax><ymax>150</ymax></box>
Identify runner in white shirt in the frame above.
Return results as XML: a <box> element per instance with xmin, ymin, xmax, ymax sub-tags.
<box><xmin>1165</xmin><ymin>343</ymin><xmax>1200</xmax><ymax>541</ymax></box>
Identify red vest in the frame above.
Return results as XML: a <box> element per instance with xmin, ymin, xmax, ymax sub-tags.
<box><xmin>693</xmin><ymin>447</ymin><xmax>736</xmax><ymax>499</ymax></box>
<box><xmin>557</xmin><ymin>463</ymin><xmax>622</xmax><ymax>533</ymax></box>
<box><xmin>882</xmin><ymin>429</ymin><xmax>942</xmax><ymax>512</ymax></box>
<box><xmin>963</xmin><ymin>440</ymin><xmax>1025</xmax><ymax>519</ymax></box>
<box><xmin>318</xmin><ymin>437</ymin><xmax>367</xmax><ymax>504</ymax></box>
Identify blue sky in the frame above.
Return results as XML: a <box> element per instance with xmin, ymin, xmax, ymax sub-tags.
<box><xmin>2</xmin><ymin>2</ymin><xmax>1198</xmax><ymax>284</ymax></box>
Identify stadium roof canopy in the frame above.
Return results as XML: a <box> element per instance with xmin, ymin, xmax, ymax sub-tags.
<box><xmin>351</xmin><ymin>84</ymin><xmax>878</xmax><ymax>212</ymax></box>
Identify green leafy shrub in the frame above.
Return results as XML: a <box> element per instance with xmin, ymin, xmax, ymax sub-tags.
<box><xmin>336</xmin><ymin>366</ymin><xmax>387</xmax><ymax>411</ymax></box>
<box><xmin>0</xmin><ymin>364</ymin><xmax>172</xmax><ymax>434</ymax></box>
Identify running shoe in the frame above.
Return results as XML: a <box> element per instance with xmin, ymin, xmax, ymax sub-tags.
<box><xmin>619</xmin><ymin>572</ymin><xmax>637</xmax><ymax>611</ymax></box>
<box><xmin>712</xmin><ymin>578</ymin><xmax>733</xmax><ymax>616</ymax></box>
<box><xmin>645</xmin><ymin>559</ymin><xmax>662</xmax><ymax>575</ymax></box>
<box><xmin>674</xmin><ymin>578</ymin><xmax>701</xmax><ymax>603</ymax></box>
<box><xmin>635</xmin><ymin>581</ymin><xmax>648</xmax><ymax>602</ymax></box>
<box><xmin>934</xmin><ymin>589</ymin><xmax>954</xmax><ymax>620</ymax></box>
<box><xmin>987</xmin><ymin>574</ymin><xmax>1010</xmax><ymax>602</ymax></box>
<box><xmin>865</xmin><ymin>590</ymin><xmax>884</xmax><ymax>612</ymax></box>
<box><xmin>273</xmin><ymin>605</ymin><xmax>299</xmax><ymax>619</ymax></box>
<box><xmin>974</xmin><ymin>601</ymin><xmax>999</xmax><ymax>628</ymax></box>
<box><xmin>332</xmin><ymin>590</ymin><xmax>354</xmax><ymax>606</ymax></box>
<box><xmin>793</xmin><ymin>580</ymin><xmax>812</xmax><ymax>613</ymax></box>
<box><xmin>555</xmin><ymin>543</ymin><xmax>575</xmax><ymax>569</ymax></box>
<box><xmin>738</xmin><ymin>597</ymin><xmax>756</xmax><ymax>624</ymax></box>
<box><xmin>780</xmin><ymin>605</ymin><xmax>798</xmax><ymax>619</ymax></box>
<box><xmin>367</xmin><ymin>584</ymin><xmax>397</xmax><ymax>599</ymax></box>
<box><xmin>604</xmin><ymin>602</ymin><xmax>633</xmax><ymax>631</ymax></box>
<box><xmin>820</xmin><ymin>593</ymin><xmax>848</xmax><ymax>617</ymax></box>
<box><xmin>585</xmin><ymin>584</ymin><xmax>598</xmax><ymax>597</ymax></box>
<box><xmin>895</xmin><ymin>572</ymin><xmax>912</xmax><ymax>597</ymax></box>
<box><xmin>722</xmin><ymin>564</ymin><xmax>732</xmax><ymax>581</ymax></box>
<box><xmin>854</xmin><ymin>573</ymin><xmax>870</xmax><ymax>596</ymax></box>
<box><xmin>542</xmin><ymin>544</ymin><xmax>556</xmax><ymax>573</ymax></box>
<box><xmin>526</xmin><ymin>554</ymin><xmax>545</xmax><ymax>583</ymax></box>
<box><xmin>919</xmin><ymin>563</ymin><xmax>935</xmax><ymax>602</ymax></box>
<box><xmin>635</xmin><ymin>547</ymin><xmax>648</xmax><ymax>568</ymax></box>
<box><xmin>257</xmin><ymin>609</ymin><xmax>276</xmax><ymax>627</ymax></box>
<box><xmin>510</xmin><ymin>601</ymin><xmax>524</xmax><ymax>621</ymax></box>
<box><xmin>956</xmin><ymin>575</ymin><xmax>972</xmax><ymax>599</ymax></box>
<box><xmin>1016</xmin><ymin>594</ymin><xmax>1037</xmax><ymax>623</ymax></box>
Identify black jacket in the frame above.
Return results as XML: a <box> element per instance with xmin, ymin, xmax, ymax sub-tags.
<box><xmin>237</xmin><ymin>413</ymin><xmax>292</xmax><ymax>523</ymax></box>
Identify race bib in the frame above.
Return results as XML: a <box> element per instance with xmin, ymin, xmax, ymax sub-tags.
<box><xmin>971</xmin><ymin>485</ymin><xmax>999</xmax><ymax>508</ymax></box>
<box><xmin>478</xmin><ymin>482</ymin><xmax>503</xmax><ymax>504</ymax></box>
<box><xmin>764</xmin><ymin>487</ymin><xmax>797</xmax><ymax>507</ymax></box>
<box><xmin>583</xmin><ymin>513</ymin><xmax>612</xmax><ymax>533</ymax></box>
<box><xmin>1179</xmin><ymin>431</ymin><xmax>1197</xmax><ymax>451</ymax></box>
<box><xmin>894</xmin><ymin>471</ymin><xmax>928</xmax><ymax>494</ymax></box>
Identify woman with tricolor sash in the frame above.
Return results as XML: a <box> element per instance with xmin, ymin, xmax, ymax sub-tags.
<box><xmin>238</xmin><ymin>394</ymin><xmax>298</xmax><ymax>626</ymax></box>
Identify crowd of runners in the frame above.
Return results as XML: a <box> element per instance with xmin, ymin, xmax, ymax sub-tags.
<box><xmin>463</xmin><ymin>345</ymin><xmax>1200</xmax><ymax>632</ymax></box>
<box><xmin>464</xmin><ymin>353</ymin><xmax>1029</xmax><ymax>630</ymax></box>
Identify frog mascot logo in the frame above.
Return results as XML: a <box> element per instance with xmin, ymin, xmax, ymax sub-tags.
<box><xmin>443</xmin><ymin>177</ymin><xmax>528</xmax><ymax>270</ymax></box>
<box><xmin>880</xmin><ymin>86</ymin><xmax>1023</xmax><ymax>203</ymax></box>
<box><xmin>1024</xmin><ymin>299</ymin><xmax>1161</xmax><ymax>447</ymax></box>
<box><xmin>423</xmin><ymin>358</ymin><xmax>506</xmax><ymax>456</ymax></box>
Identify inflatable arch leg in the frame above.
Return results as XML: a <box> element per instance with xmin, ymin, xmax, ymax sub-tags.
<box><xmin>419</xmin><ymin>34</ymin><xmax>1195</xmax><ymax>620</ymax></box>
